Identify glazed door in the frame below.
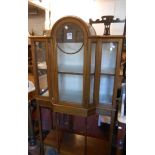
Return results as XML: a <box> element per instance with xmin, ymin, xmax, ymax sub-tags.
<box><xmin>32</xmin><ymin>39</ymin><xmax>50</xmax><ymax>98</ymax></box>
<box><xmin>99</xmin><ymin>42</ymin><xmax>117</xmax><ymax>105</ymax></box>
<box><xmin>96</xmin><ymin>38</ymin><xmax>122</xmax><ymax>108</ymax></box>
<box><xmin>55</xmin><ymin>23</ymin><xmax>85</xmax><ymax>105</ymax></box>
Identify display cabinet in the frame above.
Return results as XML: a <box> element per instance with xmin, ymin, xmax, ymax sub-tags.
<box><xmin>51</xmin><ymin>16</ymin><xmax>96</xmax><ymax>116</ymax></box>
<box><xmin>29</xmin><ymin>16</ymin><xmax>123</xmax><ymax>155</ymax></box>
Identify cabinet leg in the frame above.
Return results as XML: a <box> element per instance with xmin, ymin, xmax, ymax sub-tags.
<box><xmin>36</xmin><ymin>103</ymin><xmax>44</xmax><ymax>155</ymax></box>
<box><xmin>51</xmin><ymin>110</ymin><xmax>53</xmax><ymax>129</ymax></box>
<box><xmin>28</xmin><ymin>101</ymin><xmax>36</xmax><ymax>146</ymax></box>
<box><xmin>56</xmin><ymin>112</ymin><xmax>61</xmax><ymax>152</ymax></box>
<box><xmin>84</xmin><ymin>117</ymin><xmax>87</xmax><ymax>155</ymax></box>
<box><xmin>108</xmin><ymin>111</ymin><xmax>115</xmax><ymax>155</ymax></box>
<box><xmin>69</xmin><ymin>115</ymin><xmax>73</xmax><ymax>132</ymax></box>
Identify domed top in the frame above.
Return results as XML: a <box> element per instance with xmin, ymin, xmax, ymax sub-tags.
<box><xmin>51</xmin><ymin>16</ymin><xmax>96</xmax><ymax>37</ymax></box>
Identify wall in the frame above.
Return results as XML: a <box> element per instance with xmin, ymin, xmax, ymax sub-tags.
<box><xmin>28</xmin><ymin>9</ymin><xmax>45</xmax><ymax>35</ymax></box>
<box><xmin>28</xmin><ymin>0</ymin><xmax>51</xmax><ymax>30</ymax></box>
<box><xmin>49</xmin><ymin>0</ymin><xmax>126</xmax><ymax>35</ymax></box>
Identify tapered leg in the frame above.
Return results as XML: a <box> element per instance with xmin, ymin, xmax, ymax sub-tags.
<box><xmin>50</xmin><ymin>110</ymin><xmax>53</xmax><ymax>129</ymax></box>
<box><xmin>108</xmin><ymin>110</ymin><xmax>116</xmax><ymax>155</ymax></box>
<box><xmin>55</xmin><ymin>112</ymin><xmax>61</xmax><ymax>152</ymax></box>
<box><xmin>36</xmin><ymin>103</ymin><xmax>44</xmax><ymax>155</ymax></box>
<box><xmin>84</xmin><ymin>117</ymin><xmax>88</xmax><ymax>155</ymax></box>
<box><xmin>69</xmin><ymin>115</ymin><xmax>73</xmax><ymax>132</ymax></box>
<box><xmin>28</xmin><ymin>101</ymin><xmax>36</xmax><ymax>146</ymax></box>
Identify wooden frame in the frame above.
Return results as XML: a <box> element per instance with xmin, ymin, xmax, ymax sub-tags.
<box><xmin>89</xmin><ymin>16</ymin><xmax>125</xmax><ymax>35</ymax></box>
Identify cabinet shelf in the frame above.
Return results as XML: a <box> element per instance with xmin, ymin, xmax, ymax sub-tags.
<box><xmin>100</xmin><ymin>68</ymin><xmax>115</xmax><ymax>75</ymax></box>
<box><xmin>58</xmin><ymin>72</ymin><xmax>83</xmax><ymax>75</ymax></box>
<box><xmin>58</xmin><ymin>65</ymin><xmax>95</xmax><ymax>75</ymax></box>
<box><xmin>58</xmin><ymin>65</ymin><xmax>83</xmax><ymax>75</ymax></box>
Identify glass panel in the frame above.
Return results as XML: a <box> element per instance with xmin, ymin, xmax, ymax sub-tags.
<box><xmin>56</xmin><ymin>23</ymin><xmax>84</xmax><ymax>74</ymax></box>
<box><xmin>58</xmin><ymin>74</ymin><xmax>83</xmax><ymax>104</ymax></box>
<box><xmin>90</xmin><ymin>75</ymin><xmax>94</xmax><ymax>104</ymax></box>
<box><xmin>89</xmin><ymin>43</ymin><xmax>96</xmax><ymax>104</ymax></box>
<box><xmin>99</xmin><ymin>75</ymin><xmax>114</xmax><ymax>104</ymax></box>
<box><xmin>57</xmin><ymin>45</ymin><xmax>83</xmax><ymax>73</ymax></box>
<box><xmin>88</xmin><ymin>24</ymin><xmax>96</xmax><ymax>36</ymax></box>
<box><xmin>101</xmin><ymin>43</ymin><xmax>117</xmax><ymax>74</ymax></box>
<box><xmin>56</xmin><ymin>23</ymin><xmax>84</xmax><ymax>43</ymax></box>
<box><xmin>91</xmin><ymin>43</ymin><xmax>96</xmax><ymax>74</ymax></box>
<box><xmin>35</xmin><ymin>41</ymin><xmax>48</xmax><ymax>96</ymax></box>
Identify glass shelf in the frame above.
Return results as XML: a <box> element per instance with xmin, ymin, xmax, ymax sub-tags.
<box><xmin>100</xmin><ymin>68</ymin><xmax>115</xmax><ymax>75</ymax></box>
<box><xmin>58</xmin><ymin>65</ymin><xmax>83</xmax><ymax>75</ymax></box>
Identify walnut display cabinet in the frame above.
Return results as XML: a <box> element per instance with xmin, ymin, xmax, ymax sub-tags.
<box><xmin>29</xmin><ymin>16</ymin><xmax>123</xmax><ymax>155</ymax></box>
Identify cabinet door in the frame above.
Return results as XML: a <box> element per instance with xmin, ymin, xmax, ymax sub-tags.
<box><xmin>56</xmin><ymin>23</ymin><xmax>84</xmax><ymax>104</ymax></box>
<box><xmin>35</xmin><ymin>41</ymin><xmax>49</xmax><ymax>97</ymax></box>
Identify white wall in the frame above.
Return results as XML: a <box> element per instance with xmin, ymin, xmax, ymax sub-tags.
<box><xmin>29</xmin><ymin>0</ymin><xmax>51</xmax><ymax>30</ymax></box>
<box><xmin>49</xmin><ymin>0</ymin><xmax>126</xmax><ymax>35</ymax></box>
<box><xmin>28</xmin><ymin>11</ymin><xmax>45</xmax><ymax>35</ymax></box>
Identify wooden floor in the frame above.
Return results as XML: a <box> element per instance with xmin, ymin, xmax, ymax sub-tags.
<box><xmin>43</xmin><ymin>130</ymin><xmax>121</xmax><ymax>155</ymax></box>
<box><xmin>60</xmin><ymin>133</ymin><xmax>108</xmax><ymax>155</ymax></box>
<box><xmin>29</xmin><ymin>130</ymin><xmax>124</xmax><ymax>155</ymax></box>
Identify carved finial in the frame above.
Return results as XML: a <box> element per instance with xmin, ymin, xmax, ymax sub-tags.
<box><xmin>89</xmin><ymin>15</ymin><xmax>125</xmax><ymax>36</ymax></box>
